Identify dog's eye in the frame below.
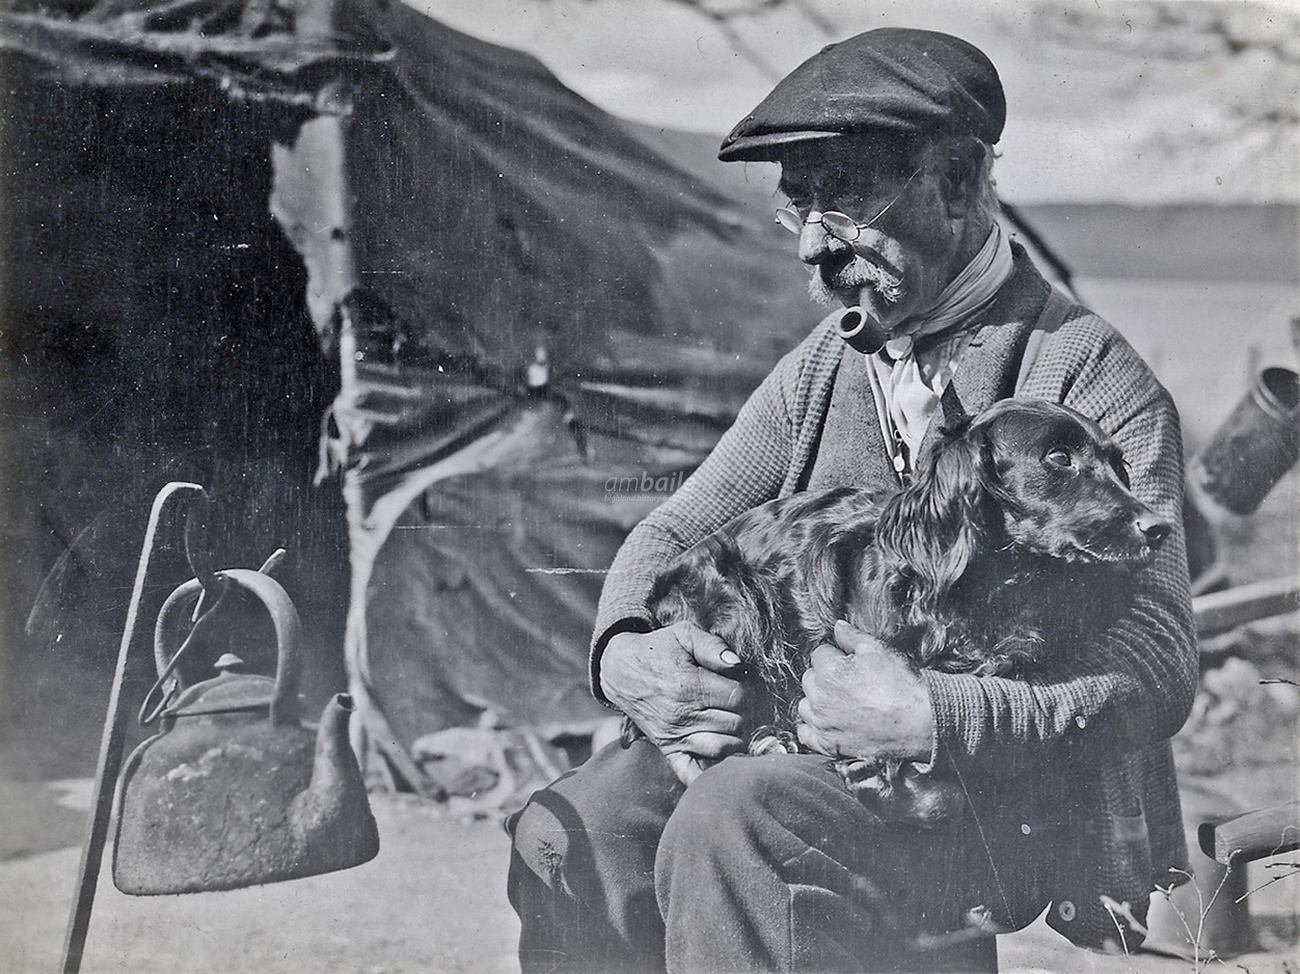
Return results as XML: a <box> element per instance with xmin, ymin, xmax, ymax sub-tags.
<box><xmin>1044</xmin><ymin>448</ymin><xmax>1073</xmax><ymax>468</ymax></box>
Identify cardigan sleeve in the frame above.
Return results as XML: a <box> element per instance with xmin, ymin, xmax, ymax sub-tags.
<box><xmin>923</xmin><ymin>314</ymin><xmax>1198</xmax><ymax>759</ymax></box>
<box><xmin>587</xmin><ymin>337</ymin><xmax>807</xmax><ymax>704</ymax></box>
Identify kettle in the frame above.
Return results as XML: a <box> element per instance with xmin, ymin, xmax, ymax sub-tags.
<box><xmin>112</xmin><ymin>567</ymin><xmax>379</xmax><ymax>894</ymax></box>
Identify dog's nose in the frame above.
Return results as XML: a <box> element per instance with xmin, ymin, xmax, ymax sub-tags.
<box><xmin>1136</xmin><ymin>513</ymin><xmax>1171</xmax><ymax>548</ymax></box>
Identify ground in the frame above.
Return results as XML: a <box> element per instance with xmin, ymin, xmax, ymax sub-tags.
<box><xmin>1</xmin><ymin>788</ymin><xmax>1297</xmax><ymax>974</ymax></box>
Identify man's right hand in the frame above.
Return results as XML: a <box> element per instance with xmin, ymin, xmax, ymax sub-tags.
<box><xmin>600</xmin><ymin>623</ymin><xmax>749</xmax><ymax>768</ymax></box>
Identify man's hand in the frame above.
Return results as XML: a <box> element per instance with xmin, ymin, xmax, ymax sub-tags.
<box><xmin>797</xmin><ymin>620</ymin><xmax>935</xmax><ymax>764</ymax></box>
<box><xmin>601</xmin><ymin>623</ymin><xmax>749</xmax><ymax>771</ymax></box>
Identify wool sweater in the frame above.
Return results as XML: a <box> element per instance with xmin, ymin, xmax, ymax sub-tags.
<box><xmin>589</xmin><ymin>248</ymin><xmax>1197</xmax><ymax>948</ymax></box>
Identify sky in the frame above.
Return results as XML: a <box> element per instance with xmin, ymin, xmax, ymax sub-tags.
<box><xmin>404</xmin><ymin>0</ymin><xmax>1299</xmax><ymax>204</ymax></box>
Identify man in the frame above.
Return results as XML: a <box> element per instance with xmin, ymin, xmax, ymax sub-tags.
<box><xmin>507</xmin><ymin>28</ymin><xmax>1196</xmax><ymax>974</ymax></box>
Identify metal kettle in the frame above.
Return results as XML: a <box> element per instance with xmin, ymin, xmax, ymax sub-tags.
<box><xmin>112</xmin><ymin>567</ymin><xmax>379</xmax><ymax>895</ymax></box>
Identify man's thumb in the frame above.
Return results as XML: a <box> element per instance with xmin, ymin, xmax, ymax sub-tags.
<box><xmin>834</xmin><ymin>619</ymin><xmax>874</xmax><ymax>654</ymax></box>
<box><xmin>683</xmin><ymin>625</ymin><xmax>742</xmax><ymax>673</ymax></box>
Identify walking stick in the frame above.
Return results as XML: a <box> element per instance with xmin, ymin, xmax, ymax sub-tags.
<box><xmin>60</xmin><ymin>482</ymin><xmax>208</xmax><ymax>974</ymax></box>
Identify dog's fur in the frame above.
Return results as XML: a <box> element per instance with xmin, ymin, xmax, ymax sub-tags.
<box><xmin>639</xmin><ymin>398</ymin><xmax>1170</xmax><ymax>826</ymax></box>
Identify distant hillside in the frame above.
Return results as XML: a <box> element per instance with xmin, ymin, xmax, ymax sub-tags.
<box><xmin>624</xmin><ymin>120</ymin><xmax>1300</xmax><ymax>285</ymax></box>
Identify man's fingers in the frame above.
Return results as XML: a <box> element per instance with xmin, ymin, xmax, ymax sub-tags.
<box><xmin>678</xmin><ymin>731</ymin><xmax>746</xmax><ymax>759</ymax></box>
<box><xmin>692</xmin><ymin>707</ymin><xmax>745</xmax><ymax>736</ymax></box>
<box><xmin>796</xmin><ymin>722</ymin><xmax>831</xmax><ymax>756</ymax></box>
<box><xmin>796</xmin><ymin>696</ymin><xmax>813</xmax><ymax>725</ymax></box>
<box><xmin>679</xmin><ymin>624</ymin><xmax>743</xmax><ymax>674</ymax></box>
<box><xmin>810</xmin><ymin>642</ymin><xmax>847</xmax><ymax>669</ymax></box>
<box><xmin>833</xmin><ymin>618</ymin><xmax>881</xmax><ymax>655</ymax></box>
<box><xmin>692</xmin><ymin>668</ymin><xmax>748</xmax><ymax>712</ymax></box>
<box><xmin>665</xmin><ymin>751</ymin><xmax>706</xmax><ymax>786</ymax></box>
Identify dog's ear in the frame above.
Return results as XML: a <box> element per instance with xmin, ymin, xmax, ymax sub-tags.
<box><xmin>877</xmin><ymin>423</ymin><xmax>993</xmax><ymax>651</ymax></box>
<box><xmin>937</xmin><ymin>383</ymin><xmax>972</xmax><ymax>434</ymax></box>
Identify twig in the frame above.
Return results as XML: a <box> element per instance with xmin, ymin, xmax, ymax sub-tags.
<box><xmin>1100</xmin><ymin>895</ymin><xmax>1135</xmax><ymax>957</ymax></box>
<box><xmin>1236</xmin><ymin>860</ymin><xmax>1300</xmax><ymax>903</ymax></box>
<box><xmin>1161</xmin><ymin>862</ymin><xmax>1236</xmax><ymax>973</ymax></box>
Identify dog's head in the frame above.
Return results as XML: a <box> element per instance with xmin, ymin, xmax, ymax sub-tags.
<box><xmin>935</xmin><ymin>398</ymin><xmax>1171</xmax><ymax>567</ymax></box>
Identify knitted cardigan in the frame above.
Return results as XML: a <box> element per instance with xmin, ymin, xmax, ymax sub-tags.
<box><xmin>589</xmin><ymin>248</ymin><xmax>1197</xmax><ymax>948</ymax></box>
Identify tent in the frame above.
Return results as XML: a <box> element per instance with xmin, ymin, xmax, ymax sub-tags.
<box><xmin>0</xmin><ymin>0</ymin><xmax>815</xmax><ymax>783</ymax></box>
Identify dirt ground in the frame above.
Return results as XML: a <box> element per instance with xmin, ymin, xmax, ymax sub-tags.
<box><xmin>1</xmin><ymin>786</ymin><xmax>1297</xmax><ymax>974</ymax></box>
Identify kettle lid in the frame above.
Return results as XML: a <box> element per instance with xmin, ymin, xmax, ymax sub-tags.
<box><xmin>165</xmin><ymin>668</ymin><xmax>277</xmax><ymax>718</ymax></box>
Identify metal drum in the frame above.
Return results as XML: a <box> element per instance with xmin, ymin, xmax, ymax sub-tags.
<box><xmin>1190</xmin><ymin>365</ymin><xmax>1300</xmax><ymax>517</ymax></box>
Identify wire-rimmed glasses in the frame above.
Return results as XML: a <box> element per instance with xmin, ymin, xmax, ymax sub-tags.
<box><xmin>775</xmin><ymin>165</ymin><xmax>924</xmax><ymax>242</ymax></box>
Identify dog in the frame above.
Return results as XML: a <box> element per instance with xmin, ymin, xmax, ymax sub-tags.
<box><xmin>631</xmin><ymin>398</ymin><xmax>1171</xmax><ymax>827</ymax></box>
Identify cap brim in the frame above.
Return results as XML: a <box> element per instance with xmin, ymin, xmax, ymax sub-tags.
<box><xmin>717</xmin><ymin>129</ymin><xmax>845</xmax><ymax>162</ymax></box>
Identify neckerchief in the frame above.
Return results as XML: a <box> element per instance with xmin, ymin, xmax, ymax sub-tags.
<box><xmin>870</xmin><ymin>222</ymin><xmax>1014</xmax><ymax>468</ymax></box>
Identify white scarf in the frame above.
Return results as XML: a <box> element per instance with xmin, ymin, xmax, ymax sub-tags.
<box><xmin>871</xmin><ymin>223</ymin><xmax>1014</xmax><ymax>467</ymax></box>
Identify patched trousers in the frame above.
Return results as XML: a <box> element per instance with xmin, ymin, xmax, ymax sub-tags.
<box><xmin>506</xmin><ymin>739</ymin><xmax>1056</xmax><ymax>973</ymax></box>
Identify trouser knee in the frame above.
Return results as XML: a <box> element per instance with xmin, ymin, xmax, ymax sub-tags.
<box><xmin>507</xmin><ymin>794</ymin><xmax>573</xmax><ymax>895</ymax></box>
<box><xmin>508</xmin><ymin>739</ymin><xmax>683</xmax><ymax>899</ymax></box>
<box><xmin>508</xmin><ymin>741</ymin><xmax>683</xmax><ymax>973</ymax></box>
<box><xmin>657</xmin><ymin>754</ymin><xmax>821</xmax><ymax>872</ymax></box>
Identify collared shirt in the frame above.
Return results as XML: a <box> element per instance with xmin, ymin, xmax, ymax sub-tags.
<box><xmin>869</xmin><ymin>329</ymin><xmax>977</xmax><ymax>467</ymax></box>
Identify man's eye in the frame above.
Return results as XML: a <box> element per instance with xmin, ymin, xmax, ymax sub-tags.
<box><xmin>1045</xmin><ymin>449</ymin><xmax>1072</xmax><ymax>467</ymax></box>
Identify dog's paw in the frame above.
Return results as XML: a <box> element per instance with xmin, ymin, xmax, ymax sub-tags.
<box><xmin>748</xmin><ymin>725</ymin><xmax>799</xmax><ymax>756</ymax></box>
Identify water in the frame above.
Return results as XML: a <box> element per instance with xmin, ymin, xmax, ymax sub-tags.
<box><xmin>1077</xmin><ymin>278</ymin><xmax>1300</xmax><ymax>448</ymax></box>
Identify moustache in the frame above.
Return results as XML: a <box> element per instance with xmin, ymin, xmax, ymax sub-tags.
<box><xmin>808</xmin><ymin>255</ymin><xmax>905</xmax><ymax>307</ymax></box>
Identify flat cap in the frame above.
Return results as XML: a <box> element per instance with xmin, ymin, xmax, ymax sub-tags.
<box><xmin>719</xmin><ymin>28</ymin><xmax>1005</xmax><ymax>162</ymax></box>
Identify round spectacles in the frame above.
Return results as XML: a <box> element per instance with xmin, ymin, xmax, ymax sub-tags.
<box><xmin>775</xmin><ymin>166</ymin><xmax>924</xmax><ymax>242</ymax></box>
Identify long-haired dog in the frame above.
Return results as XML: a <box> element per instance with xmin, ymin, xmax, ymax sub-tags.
<box><xmin>631</xmin><ymin>398</ymin><xmax>1171</xmax><ymax>827</ymax></box>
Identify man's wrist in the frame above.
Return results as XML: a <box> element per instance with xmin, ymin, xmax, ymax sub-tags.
<box><xmin>920</xmin><ymin>669</ymin><xmax>975</xmax><ymax>762</ymax></box>
<box><xmin>911</xmin><ymin>698</ymin><xmax>940</xmax><ymax>771</ymax></box>
<box><xmin>590</xmin><ymin>616</ymin><xmax>654</xmax><ymax>707</ymax></box>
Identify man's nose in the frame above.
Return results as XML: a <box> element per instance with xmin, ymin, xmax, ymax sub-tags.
<box><xmin>797</xmin><ymin>212</ymin><xmax>852</xmax><ymax>265</ymax></box>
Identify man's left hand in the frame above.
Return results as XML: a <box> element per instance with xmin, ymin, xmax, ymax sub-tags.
<box><xmin>796</xmin><ymin>620</ymin><xmax>936</xmax><ymax>764</ymax></box>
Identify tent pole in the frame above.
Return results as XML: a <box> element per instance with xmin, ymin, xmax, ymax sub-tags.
<box><xmin>270</xmin><ymin>88</ymin><xmax>384</xmax><ymax>767</ymax></box>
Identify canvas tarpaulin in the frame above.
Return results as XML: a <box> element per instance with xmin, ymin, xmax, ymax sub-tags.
<box><xmin>1</xmin><ymin>0</ymin><xmax>814</xmax><ymax>778</ymax></box>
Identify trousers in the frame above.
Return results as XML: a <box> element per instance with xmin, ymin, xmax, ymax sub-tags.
<box><xmin>507</xmin><ymin>740</ymin><xmax>1057</xmax><ymax>973</ymax></box>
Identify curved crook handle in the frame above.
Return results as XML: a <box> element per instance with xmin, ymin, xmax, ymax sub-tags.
<box><xmin>152</xmin><ymin>568</ymin><xmax>304</xmax><ymax>727</ymax></box>
<box><xmin>62</xmin><ymin>480</ymin><xmax>208</xmax><ymax>974</ymax></box>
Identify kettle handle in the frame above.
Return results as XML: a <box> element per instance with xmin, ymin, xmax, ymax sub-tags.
<box><xmin>153</xmin><ymin>568</ymin><xmax>303</xmax><ymax>727</ymax></box>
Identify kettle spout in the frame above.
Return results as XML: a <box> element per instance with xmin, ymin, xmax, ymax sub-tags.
<box><xmin>311</xmin><ymin>693</ymin><xmax>362</xmax><ymax>797</ymax></box>
<box><xmin>290</xmin><ymin>693</ymin><xmax>380</xmax><ymax>867</ymax></box>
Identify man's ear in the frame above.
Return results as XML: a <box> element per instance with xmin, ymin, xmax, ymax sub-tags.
<box><xmin>940</xmin><ymin>140</ymin><xmax>986</xmax><ymax>220</ymax></box>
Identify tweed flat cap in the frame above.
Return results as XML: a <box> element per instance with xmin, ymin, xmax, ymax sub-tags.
<box><xmin>719</xmin><ymin>28</ymin><xmax>1005</xmax><ymax>162</ymax></box>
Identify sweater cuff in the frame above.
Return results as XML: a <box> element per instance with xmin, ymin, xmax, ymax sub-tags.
<box><xmin>922</xmin><ymin>670</ymin><xmax>986</xmax><ymax>764</ymax></box>
<box><xmin>589</xmin><ymin>616</ymin><xmax>656</xmax><ymax>708</ymax></box>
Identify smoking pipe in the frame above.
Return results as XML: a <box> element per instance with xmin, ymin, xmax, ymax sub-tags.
<box><xmin>836</xmin><ymin>305</ymin><xmax>888</xmax><ymax>355</ymax></box>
